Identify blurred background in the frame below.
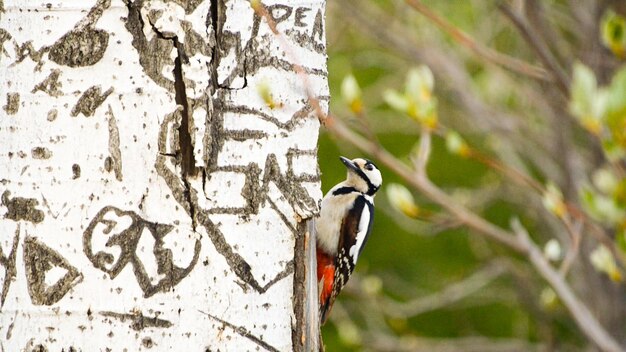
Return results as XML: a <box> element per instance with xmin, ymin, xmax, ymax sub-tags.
<box><xmin>317</xmin><ymin>1</ymin><xmax>626</xmax><ymax>351</ymax></box>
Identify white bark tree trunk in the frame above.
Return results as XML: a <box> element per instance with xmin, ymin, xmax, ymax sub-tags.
<box><xmin>0</xmin><ymin>0</ymin><xmax>327</xmax><ymax>350</ymax></box>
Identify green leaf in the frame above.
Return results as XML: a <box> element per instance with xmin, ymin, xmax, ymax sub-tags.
<box><xmin>383</xmin><ymin>89</ymin><xmax>410</xmax><ymax>113</ymax></box>
<box><xmin>569</xmin><ymin>62</ymin><xmax>597</xmax><ymax>119</ymax></box>
<box><xmin>606</xmin><ymin>66</ymin><xmax>626</xmax><ymax>127</ymax></box>
<box><xmin>341</xmin><ymin>74</ymin><xmax>362</xmax><ymax>106</ymax></box>
<box><xmin>594</xmin><ymin>195</ymin><xmax>626</xmax><ymax>224</ymax></box>
<box><xmin>602</xmin><ymin>138</ymin><xmax>626</xmax><ymax>162</ymax></box>
<box><xmin>617</xmin><ymin>229</ymin><xmax>626</xmax><ymax>255</ymax></box>
<box><xmin>592</xmin><ymin>168</ymin><xmax>619</xmax><ymax>195</ymax></box>
<box><xmin>601</xmin><ymin>10</ymin><xmax>626</xmax><ymax>58</ymax></box>
<box><xmin>405</xmin><ymin>66</ymin><xmax>434</xmax><ymax>101</ymax></box>
<box><xmin>445</xmin><ymin>130</ymin><xmax>469</xmax><ymax>156</ymax></box>
<box><xmin>580</xmin><ymin>186</ymin><xmax>626</xmax><ymax>224</ymax></box>
<box><xmin>542</xmin><ymin>182</ymin><xmax>566</xmax><ymax>218</ymax></box>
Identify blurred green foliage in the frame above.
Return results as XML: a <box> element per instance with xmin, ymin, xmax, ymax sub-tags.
<box><xmin>319</xmin><ymin>0</ymin><xmax>626</xmax><ymax>351</ymax></box>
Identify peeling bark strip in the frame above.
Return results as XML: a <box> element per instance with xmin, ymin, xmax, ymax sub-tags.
<box><xmin>0</xmin><ymin>0</ymin><xmax>327</xmax><ymax>350</ymax></box>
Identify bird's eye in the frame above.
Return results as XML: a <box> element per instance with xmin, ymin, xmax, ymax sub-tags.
<box><xmin>365</xmin><ymin>164</ymin><xmax>374</xmax><ymax>171</ymax></box>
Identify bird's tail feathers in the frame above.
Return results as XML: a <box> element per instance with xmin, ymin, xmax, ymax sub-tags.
<box><xmin>319</xmin><ymin>265</ymin><xmax>335</xmax><ymax>325</ymax></box>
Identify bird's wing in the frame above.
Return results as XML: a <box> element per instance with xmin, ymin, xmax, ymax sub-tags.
<box><xmin>320</xmin><ymin>195</ymin><xmax>374</xmax><ymax>324</ymax></box>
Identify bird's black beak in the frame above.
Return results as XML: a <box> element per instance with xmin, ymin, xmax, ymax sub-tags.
<box><xmin>340</xmin><ymin>156</ymin><xmax>360</xmax><ymax>173</ymax></box>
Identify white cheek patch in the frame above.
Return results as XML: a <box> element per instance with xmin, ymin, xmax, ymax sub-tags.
<box><xmin>367</xmin><ymin>169</ymin><xmax>382</xmax><ymax>188</ymax></box>
<box><xmin>349</xmin><ymin>205</ymin><xmax>370</xmax><ymax>264</ymax></box>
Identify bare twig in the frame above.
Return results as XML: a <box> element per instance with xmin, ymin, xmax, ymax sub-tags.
<box><xmin>511</xmin><ymin>219</ymin><xmax>624</xmax><ymax>352</ymax></box>
<box><xmin>466</xmin><ymin>149</ymin><xmax>545</xmax><ymax>193</ymax></box>
<box><xmin>382</xmin><ymin>263</ymin><xmax>507</xmax><ymax>318</ymax></box>
<box><xmin>524</xmin><ymin>0</ymin><xmax>571</xmax><ymax>64</ymax></box>
<box><xmin>368</xmin><ymin>334</ymin><xmax>548</xmax><ymax>352</ymax></box>
<box><xmin>498</xmin><ymin>3</ymin><xmax>571</xmax><ymax>96</ymax></box>
<box><xmin>559</xmin><ymin>219</ymin><xmax>582</xmax><ymax>276</ymax></box>
<box><xmin>404</xmin><ymin>0</ymin><xmax>550</xmax><ymax>81</ymax></box>
<box><xmin>353</xmin><ymin>110</ymin><xmax>383</xmax><ymax>146</ymax></box>
<box><xmin>413</xmin><ymin>130</ymin><xmax>431</xmax><ymax>176</ymax></box>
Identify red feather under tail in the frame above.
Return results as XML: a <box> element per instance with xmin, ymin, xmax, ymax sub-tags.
<box><xmin>317</xmin><ymin>248</ymin><xmax>335</xmax><ymax>324</ymax></box>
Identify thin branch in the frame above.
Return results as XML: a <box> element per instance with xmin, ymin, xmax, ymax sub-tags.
<box><xmin>368</xmin><ymin>334</ymin><xmax>548</xmax><ymax>352</ymax></box>
<box><xmin>498</xmin><ymin>3</ymin><xmax>571</xmax><ymax>96</ymax></box>
<box><xmin>377</xmin><ymin>199</ymin><xmax>459</xmax><ymax>237</ymax></box>
<box><xmin>382</xmin><ymin>263</ymin><xmax>507</xmax><ymax>318</ymax></box>
<box><xmin>353</xmin><ymin>110</ymin><xmax>382</xmax><ymax>146</ymax></box>
<box><xmin>524</xmin><ymin>0</ymin><xmax>570</xmax><ymax>71</ymax></box>
<box><xmin>511</xmin><ymin>219</ymin><xmax>624</xmax><ymax>352</ymax></box>
<box><xmin>559</xmin><ymin>219</ymin><xmax>582</xmax><ymax>276</ymax></box>
<box><xmin>413</xmin><ymin>130</ymin><xmax>431</xmax><ymax>176</ymax></box>
<box><xmin>466</xmin><ymin>149</ymin><xmax>545</xmax><ymax>194</ymax></box>
<box><xmin>404</xmin><ymin>0</ymin><xmax>550</xmax><ymax>82</ymax></box>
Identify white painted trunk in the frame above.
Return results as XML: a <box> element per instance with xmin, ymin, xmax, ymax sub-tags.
<box><xmin>0</xmin><ymin>0</ymin><xmax>327</xmax><ymax>351</ymax></box>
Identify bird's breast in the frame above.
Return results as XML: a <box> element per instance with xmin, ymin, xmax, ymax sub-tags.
<box><xmin>315</xmin><ymin>191</ymin><xmax>359</xmax><ymax>256</ymax></box>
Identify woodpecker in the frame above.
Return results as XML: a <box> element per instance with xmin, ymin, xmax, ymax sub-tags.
<box><xmin>316</xmin><ymin>156</ymin><xmax>382</xmax><ymax>324</ymax></box>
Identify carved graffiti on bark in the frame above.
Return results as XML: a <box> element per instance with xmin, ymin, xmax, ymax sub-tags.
<box><xmin>83</xmin><ymin>206</ymin><xmax>201</xmax><ymax>298</ymax></box>
<box><xmin>23</xmin><ymin>236</ymin><xmax>83</xmax><ymax>306</ymax></box>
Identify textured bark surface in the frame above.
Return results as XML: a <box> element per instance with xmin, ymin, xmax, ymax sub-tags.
<box><xmin>0</xmin><ymin>0</ymin><xmax>327</xmax><ymax>350</ymax></box>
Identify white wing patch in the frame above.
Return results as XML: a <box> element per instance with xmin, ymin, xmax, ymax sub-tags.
<box><xmin>349</xmin><ymin>204</ymin><xmax>370</xmax><ymax>264</ymax></box>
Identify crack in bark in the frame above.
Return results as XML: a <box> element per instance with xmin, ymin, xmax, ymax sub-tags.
<box><xmin>143</xmin><ymin>10</ymin><xmax>199</xmax><ymax>230</ymax></box>
<box><xmin>209</xmin><ymin>0</ymin><xmax>221</xmax><ymax>92</ymax></box>
<box><xmin>172</xmin><ymin>42</ymin><xmax>199</xmax><ymax>231</ymax></box>
<box><xmin>208</xmin><ymin>0</ymin><xmax>246</xmax><ymax>91</ymax></box>
<box><xmin>172</xmin><ymin>41</ymin><xmax>196</xmax><ymax>177</ymax></box>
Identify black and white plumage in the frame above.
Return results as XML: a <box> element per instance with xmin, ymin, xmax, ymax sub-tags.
<box><xmin>316</xmin><ymin>156</ymin><xmax>382</xmax><ymax>324</ymax></box>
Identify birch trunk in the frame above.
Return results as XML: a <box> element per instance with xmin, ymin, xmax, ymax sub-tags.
<box><xmin>0</xmin><ymin>0</ymin><xmax>327</xmax><ymax>350</ymax></box>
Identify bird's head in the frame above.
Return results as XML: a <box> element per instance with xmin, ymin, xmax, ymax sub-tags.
<box><xmin>340</xmin><ymin>156</ymin><xmax>382</xmax><ymax>196</ymax></box>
